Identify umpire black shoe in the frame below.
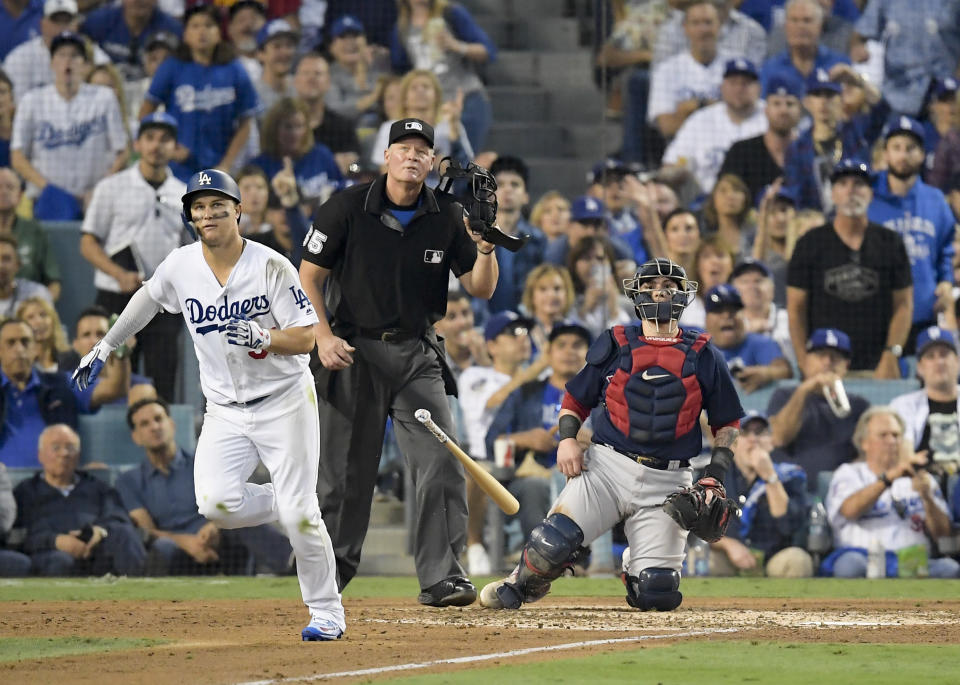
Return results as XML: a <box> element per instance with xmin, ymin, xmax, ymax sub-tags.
<box><xmin>417</xmin><ymin>576</ymin><xmax>477</xmax><ymax>607</ymax></box>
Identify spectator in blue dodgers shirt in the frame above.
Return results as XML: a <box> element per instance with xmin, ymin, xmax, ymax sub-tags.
<box><xmin>758</xmin><ymin>0</ymin><xmax>849</xmax><ymax>96</ymax></box>
<box><xmin>80</xmin><ymin>0</ymin><xmax>183</xmax><ymax>82</ymax></box>
<box><xmin>710</xmin><ymin>411</ymin><xmax>813</xmax><ymax>577</ymax></box>
<box><xmin>868</xmin><ymin>116</ymin><xmax>956</xmax><ymax>353</ymax></box>
<box><xmin>783</xmin><ymin>66</ymin><xmax>886</xmax><ymax>212</ymax></box>
<box><xmin>139</xmin><ymin>2</ymin><xmax>259</xmax><ymax>182</ymax></box>
<box><xmin>0</xmin><ymin>318</ymin><xmax>128</xmax><ymax>468</ymax></box>
<box><xmin>118</xmin><ymin>397</ymin><xmax>293</xmax><ymax>576</ymax></box>
<box><xmin>10</xmin><ymin>30</ymin><xmax>128</xmax><ymax>221</ymax></box>
<box><xmin>253</xmin><ymin>18</ymin><xmax>297</xmax><ymax>115</ymax></box>
<box><xmin>767</xmin><ymin>328</ymin><xmax>869</xmax><ymax>492</ymax></box>
<box><xmin>652</xmin><ymin>0</ymin><xmax>767</xmax><ymax>68</ymax></box>
<box><xmin>851</xmin><ymin>0</ymin><xmax>960</xmax><ymax>118</ymax></box>
<box><xmin>485</xmin><ymin>155</ymin><xmax>546</xmax><ymax>315</ymax></box>
<box><xmin>889</xmin><ymin>327</ymin><xmax>960</xmax><ymax>488</ymax></box>
<box><xmin>485</xmin><ymin>321</ymin><xmax>592</xmax><ymax>544</ymax></box>
<box><xmin>0</xmin><ymin>0</ymin><xmax>42</xmax><ymax>63</ymax></box>
<box><xmin>822</xmin><ymin>407</ymin><xmax>959</xmax><ymax>578</ymax></box>
<box><xmin>702</xmin><ymin>284</ymin><xmax>792</xmax><ymax>394</ymax></box>
<box><xmin>250</xmin><ymin>97</ymin><xmax>343</xmax><ymax>214</ymax></box>
<box><xmin>544</xmin><ymin>196</ymin><xmax>640</xmax><ymax>284</ymax></box>
<box><xmin>390</xmin><ymin>0</ymin><xmax>497</xmax><ymax>152</ymax></box>
<box><xmin>661</xmin><ymin>57</ymin><xmax>768</xmax><ymax>197</ymax></box>
<box><xmin>13</xmin><ymin>424</ymin><xmax>147</xmax><ymax>577</ymax></box>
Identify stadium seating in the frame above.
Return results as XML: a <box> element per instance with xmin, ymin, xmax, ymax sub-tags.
<box><xmin>77</xmin><ymin>403</ymin><xmax>198</xmax><ymax>468</ymax></box>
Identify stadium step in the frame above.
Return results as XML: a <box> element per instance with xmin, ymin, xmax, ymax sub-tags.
<box><xmin>524</xmin><ymin>157</ymin><xmax>596</xmax><ymax>202</ymax></box>
<box><xmin>368</xmin><ymin>498</ymin><xmax>405</xmax><ymax>527</ymax></box>
<box><xmin>474</xmin><ymin>16</ymin><xmax>581</xmax><ymax>51</ymax></box>
<box><xmin>463</xmin><ymin>0</ymin><xmax>573</xmax><ymax>19</ymax></box>
<box><xmin>487</xmin><ymin>49</ymin><xmax>594</xmax><ymax>87</ymax></box>
<box><xmin>485</xmin><ymin>121</ymin><xmax>620</xmax><ymax>161</ymax></box>
<box><xmin>356</xmin><ymin>525</ymin><xmax>417</xmax><ymax>577</ymax></box>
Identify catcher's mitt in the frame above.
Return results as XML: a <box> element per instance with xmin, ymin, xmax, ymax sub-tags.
<box><xmin>662</xmin><ymin>477</ymin><xmax>738</xmax><ymax>543</ymax></box>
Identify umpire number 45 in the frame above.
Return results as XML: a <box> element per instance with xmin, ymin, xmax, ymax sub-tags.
<box><xmin>304</xmin><ymin>228</ymin><xmax>327</xmax><ymax>255</ymax></box>
<box><xmin>289</xmin><ymin>286</ymin><xmax>311</xmax><ymax>310</ymax></box>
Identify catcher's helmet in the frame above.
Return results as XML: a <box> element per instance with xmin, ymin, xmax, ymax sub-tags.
<box><xmin>623</xmin><ymin>258</ymin><xmax>698</xmax><ymax>323</ymax></box>
<box><xmin>182</xmin><ymin>168</ymin><xmax>242</xmax><ymax>220</ymax></box>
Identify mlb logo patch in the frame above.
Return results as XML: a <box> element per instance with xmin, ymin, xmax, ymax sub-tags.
<box><xmin>405</xmin><ymin>121</ymin><xmax>423</xmax><ymax>131</ymax></box>
<box><xmin>424</xmin><ymin>250</ymin><xmax>443</xmax><ymax>264</ymax></box>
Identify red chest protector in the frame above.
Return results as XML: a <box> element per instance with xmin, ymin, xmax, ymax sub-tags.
<box><xmin>603</xmin><ymin>325</ymin><xmax>710</xmax><ymax>444</ymax></box>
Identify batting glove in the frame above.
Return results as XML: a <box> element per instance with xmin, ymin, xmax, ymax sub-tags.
<box><xmin>224</xmin><ymin>317</ymin><xmax>271</xmax><ymax>350</ymax></box>
<box><xmin>72</xmin><ymin>341</ymin><xmax>113</xmax><ymax>391</ymax></box>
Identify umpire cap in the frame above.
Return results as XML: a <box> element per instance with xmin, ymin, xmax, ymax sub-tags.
<box><xmin>182</xmin><ymin>169</ymin><xmax>242</xmax><ymax>219</ymax></box>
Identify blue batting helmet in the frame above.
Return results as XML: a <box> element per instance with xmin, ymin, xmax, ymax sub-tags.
<box><xmin>182</xmin><ymin>169</ymin><xmax>242</xmax><ymax>219</ymax></box>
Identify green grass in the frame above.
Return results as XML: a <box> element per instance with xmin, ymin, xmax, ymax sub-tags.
<box><xmin>382</xmin><ymin>642</ymin><xmax>960</xmax><ymax>685</ymax></box>
<box><xmin>1</xmin><ymin>576</ymin><xmax>959</xmax><ymax>602</ymax></box>
<box><xmin>0</xmin><ymin>636</ymin><xmax>167</xmax><ymax>663</ymax></box>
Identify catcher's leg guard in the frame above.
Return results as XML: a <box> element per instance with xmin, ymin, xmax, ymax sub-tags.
<box><xmin>497</xmin><ymin>513</ymin><xmax>585</xmax><ymax>609</ymax></box>
<box><xmin>624</xmin><ymin>567</ymin><xmax>682</xmax><ymax>611</ymax></box>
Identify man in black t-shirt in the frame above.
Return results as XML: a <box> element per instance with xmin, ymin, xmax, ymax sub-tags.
<box><xmin>890</xmin><ymin>326</ymin><xmax>960</xmax><ymax>486</ymax></box>
<box><xmin>299</xmin><ymin>118</ymin><xmax>499</xmax><ymax>606</ymax></box>
<box><xmin>786</xmin><ymin>159</ymin><xmax>913</xmax><ymax>375</ymax></box>
<box><xmin>719</xmin><ymin>73</ymin><xmax>803</xmax><ymax>206</ymax></box>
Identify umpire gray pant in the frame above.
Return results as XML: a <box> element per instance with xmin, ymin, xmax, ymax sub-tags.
<box><xmin>314</xmin><ymin>332</ymin><xmax>468</xmax><ymax>591</ymax></box>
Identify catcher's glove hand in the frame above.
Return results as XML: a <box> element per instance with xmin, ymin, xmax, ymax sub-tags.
<box><xmin>662</xmin><ymin>476</ymin><xmax>738</xmax><ymax>543</ymax></box>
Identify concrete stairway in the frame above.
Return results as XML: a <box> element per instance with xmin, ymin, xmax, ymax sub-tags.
<box><xmin>355</xmin><ymin>498</ymin><xmax>416</xmax><ymax>576</ymax></box>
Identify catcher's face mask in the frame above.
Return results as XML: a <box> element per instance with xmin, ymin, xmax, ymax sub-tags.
<box><xmin>623</xmin><ymin>258</ymin><xmax>697</xmax><ymax>324</ymax></box>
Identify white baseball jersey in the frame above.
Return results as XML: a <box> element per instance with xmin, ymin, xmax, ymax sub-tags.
<box><xmin>82</xmin><ymin>165</ymin><xmax>187</xmax><ymax>292</ymax></box>
<box><xmin>663</xmin><ymin>101</ymin><xmax>768</xmax><ymax>193</ymax></box>
<box><xmin>145</xmin><ymin>240</ymin><xmax>319</xmax><ymax>405</ymax></box>
<box><xmin>458</xmin><ymin>365</ymin><xmax>511</xmax><ymax>460</ymax></box>
<box><xmin>3</xmin><ymin>36</ymin><xmax>111</xmax><ymax>104</ymax></box>
<box><xmin>826</xmin><ymin>461</ymin><xmax>949</xmax><ymax>551</ymax></box>
<box><xmin>647</xmin><ymin>51</ymin><xmax>730</xmax><ymax>124</ymax></box>
<box><xmin>11</xmin><ymin>83</ymin><xmax>128</xmax><ymax>198</ymax></box>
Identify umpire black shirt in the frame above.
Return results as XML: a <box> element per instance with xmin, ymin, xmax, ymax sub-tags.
<box><xmin>302</xmin><ymin>174</ymin><xmax>477</xmax><ymax>332</ymax></box>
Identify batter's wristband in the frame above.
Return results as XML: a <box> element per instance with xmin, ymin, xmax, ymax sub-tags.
<box><xmin>558</xmin><ymin>414</ymin><xmax>581</xmax><ymax>441</ymax></box>
<box><xmin>703</xmin><ymin>446</ymin><xmax>734</xmax><ymax>481</ymax></box>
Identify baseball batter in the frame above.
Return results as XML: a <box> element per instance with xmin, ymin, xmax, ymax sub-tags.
<box><xmin>73</xmin><ymin>169</ymin><xmax>345</xmax><ymax>641</ymax></box>
<box><xmin>481</xmin><ymin>258</ymin><xmax>744</xmax><ymax>611</ymax></box>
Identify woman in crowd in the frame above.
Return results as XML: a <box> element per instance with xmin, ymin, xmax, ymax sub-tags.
<box><xmin>701</xmin><ymin>173</ymin><xmax>755</xmax><ymax>260</ymax></box>
<box><xmin>140</xmin><ymin>2</ymin><xmax>259</xmax><ymax>181</ymax></box>
<box><xmin>752</xmin><ymin>182</ymin><xmax>800</xmax><ymax>306</ymax></box>
<box><xmin>530</xmin><ymin>191</ymin><xmax>571</xmax><ymax>243</ymax></box>
<box><xmin>16</xmin><ymin>296</ymin><xmax>68</xmax><ymax>373</ymax></box>
<box><xmin>368</xmin><ymin>68</ymin><xmax>472</xmax><ymax>178</ymax></box>
<box><xmin>520</xmin><ymin>264</ymin><xmax>576</xmax><ymax>354</ymax></box>
<box><xmin>661</xmin><ymin>207</ymin><xmax>700</xmax><ymax>281</ymax></box>
<box><xmin>391</xmin><ymin>0</ymin><xmax>496</xmax><ymax>150</ymax></box>
<box><xmin>680</xmin><ymin>234</ymin><xmax>735</xmax><ymax>329</ymax></box>
<box><xmin>236</xmin><ymin>165</ymin><xmax>271</xmax><ymax>235</ymax></box>
<box><xmin>567</xmin><ymin>236</ymin><xmax>633</xmax><ymax>340</ymax></box>
<box><xmin>251</xmin><ymin>98</ymin><xmax>343</xmax><ymax>213</ymax></box>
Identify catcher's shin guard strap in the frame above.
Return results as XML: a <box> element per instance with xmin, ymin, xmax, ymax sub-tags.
<box><xmin>624</xmin><ymin>568</ymin><xmax>682</xmax><ymax>611</ymax></box>
<box><xmin>703</xmin><ymin>446</ymin><xmax>734</xmax><ymax>482</ymax></box>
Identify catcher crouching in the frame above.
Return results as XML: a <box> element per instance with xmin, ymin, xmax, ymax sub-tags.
<box><xmin>480</xmin><ymin>258</ymin><xmax>743</xmax><ymax>611</ymax></box>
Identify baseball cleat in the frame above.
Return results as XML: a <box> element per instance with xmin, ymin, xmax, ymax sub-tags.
<box><xmin>479</xmin><ymin>568</ymin><xmax>520</xmax><ymax>609</ymax></box>
<box><xmin>417</xmin><ymin>576</ymin><xmax>477</xmax><ymax>607</ymax></box>
<box><xmin>301</xmin><ymin>616</ymin><xmax>344</xmax><ymax>641</ymax></box>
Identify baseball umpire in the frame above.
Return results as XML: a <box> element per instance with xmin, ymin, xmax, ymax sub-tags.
<box><xmin>73</xmin><ymin>169</ymin><xmax>346</xmax><ymax>641</ymax></box>
<box><xmin>299</xmin><ymin>117</ymin><xmax>499</xmax><ymax>606</ymax></box>
<box><xmin>480</xmin><ymin>257</ymin><xmax>743</xmax><ymax>611</ymax></box>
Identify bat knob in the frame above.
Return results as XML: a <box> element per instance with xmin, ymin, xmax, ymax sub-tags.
<box><xmin>415</xmin><ymin>409</ymin><xmax>431</xmax><ymax>423</ymax></box>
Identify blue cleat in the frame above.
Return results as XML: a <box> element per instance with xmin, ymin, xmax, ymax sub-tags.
<box><xmin>301</xmin><ymin>616</ymin><xmax>344</xmax><ymax>641</ymax></box>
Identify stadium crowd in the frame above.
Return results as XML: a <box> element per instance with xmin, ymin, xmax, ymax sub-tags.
<box><xmin>1</xmin><ymin>0</ymin><xmax>960</xmax><ymax>582</ymax></box>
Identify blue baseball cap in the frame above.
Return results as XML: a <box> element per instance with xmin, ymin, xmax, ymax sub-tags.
<box><xmin>916</xmin><ymin>326</ymin><xmax>958</xmax><ymax>358</ymax></box>
<box><xmin>704</xmin><ymin>284</ymin><xmax>744</xmax><ymax>313</ymax></box>
<box><xmin>330</xmin><ymin>14</ymin><xmax>364</xmax><ymax>38</ymax></box>
<box><xmin>730</xmin><ymin>258</ymin><xmax>772</xmax><ymax>280</ymax></box>
<box><xmin>930</xmin><ymin>77</ymin><xmax>959</xmax><ymax>101</ymax></box>
<box><xmin>256</xmin><ymin>18</ymin><xmax>298</xmax><ymax>48</ymax></box>
<box><xmin>830</xmin><ymin>158</ymin><xmax>872</xmax><ymax>183</ymax></box>
<box><xmin>742</xmin><ymin>410</ymin><xmax>771</xmax><ymax>430</ymax></box>
<box><xmin>805</xmin><ymin>68</ymin><xmax>841</xmax><ymax>95</ymax></box>
<box><xmin>548</xmin><ymin>320</ymin><xmax>592</xmax><ymax>345</ymax></box>
<box><xmin>724</xmin><ymin>57</ymin><xmax>758</xmax><ymax>80</ymax></box>
<box><xmin>49</xmin><ymin>30</ymin><xmax>86</xmax><ymax>58</ymax></box>
<box><xmin>763</xmin><ymin>73</ymin><xmax>804</xmax><ymax>99</ymax></box>
<box><xmin>882</xmin><ymin>114</ymin><xmax>925</xmax><ymax>147</ymax></box>
<box><xmin>587</xmin><ymin>157</ymin><xmax>638</xmax><ymax>184</ymax></box>
<box><xmin>137</xmin><ymin>111</ymin><xmax>178</xmax><ymax>138</ymax></box>
<box><xmin>570</xmin><ymin>195</ymin><xmax>606</xmax><ymax>222</ymax></box>
<box><xmin>484</xmin><ymin>311</ymin><xmax>534</xmax><ymax>341</ymax></box>
<box><xmin>773</xmin><ymin>185</ymin><xmax>799</xmax><ymax>206</ymax></box>
<box><xmin>806</xmin><ymin>328</ymin><xmax>851</xmax><ymax>357</ymax></box>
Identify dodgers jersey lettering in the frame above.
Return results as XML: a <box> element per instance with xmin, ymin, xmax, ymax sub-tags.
<box><xmin>145</xmin><ymin>240</ymin><xmax>319</xmax><ymax>405</ymax></box>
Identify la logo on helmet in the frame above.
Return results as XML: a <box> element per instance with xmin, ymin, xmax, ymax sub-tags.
<box><xmin>198</xmin><ymin>172</ymin><xmax>212</xmax><ymax>185</ymax></box>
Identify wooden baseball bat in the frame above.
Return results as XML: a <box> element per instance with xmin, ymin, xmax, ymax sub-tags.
<box><xmin>415</xmin><ymin>409</ymin><xmax>520</xmax><ymax>515</ymax></box>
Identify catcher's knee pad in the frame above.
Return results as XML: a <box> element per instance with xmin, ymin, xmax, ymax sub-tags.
<box><xmin>499</xmin><ymin>513</ymin><xmax>585</xmax><ymax>609</ymax></box>
<box><xmin>624</xmin><ymin>567</ymin><xmax>682</xmax><ymax>611</ymax></box>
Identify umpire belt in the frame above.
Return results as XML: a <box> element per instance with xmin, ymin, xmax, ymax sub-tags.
<box><xmin>603</xmin><ymin>444</ymin><xmax>689</xmax><ymax>471</ymax></box>
<box><xmin>356</xmin><ymin>327</ymin><xmax>422</xmax><ymax>343</ymax></box>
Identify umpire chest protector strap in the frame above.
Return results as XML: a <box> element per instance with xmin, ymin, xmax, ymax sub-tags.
<box><xmin>603</xmin><ymin>326</ymin><xmax>710</xmax><ymax>443</ymax></box>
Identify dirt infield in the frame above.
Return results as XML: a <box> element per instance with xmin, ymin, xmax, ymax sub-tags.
<box><xmin>3</xmin><ymin>596</ymin><xmax>960</xmax><ymax>684</ymax></box>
